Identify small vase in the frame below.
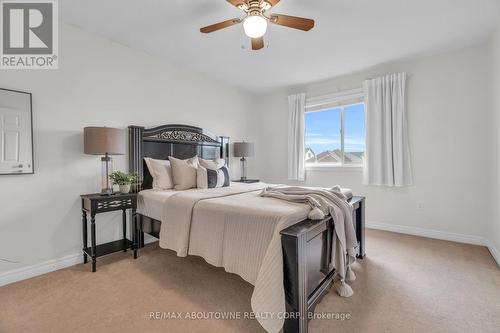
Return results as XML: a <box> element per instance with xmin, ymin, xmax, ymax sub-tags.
<box><xmin>119</xmin><ymin>184</ymin><xmax>131</xmax><ymax>193</ymax></box>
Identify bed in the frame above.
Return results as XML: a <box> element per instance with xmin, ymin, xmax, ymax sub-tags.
<box><xmin>128</xmin><ymin>124</ymin><xmax>366</xmax><ymax>333</ymax></box>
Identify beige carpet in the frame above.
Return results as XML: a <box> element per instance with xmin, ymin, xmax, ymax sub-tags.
<box><xmin>0</xmin><ymin>229</ymin><xmax>499</xmax><ymax>333</ymax></box>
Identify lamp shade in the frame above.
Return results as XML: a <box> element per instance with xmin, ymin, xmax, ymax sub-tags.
<box><xmin>84</xmin><ymin>127</ymin><xmax>125</xmax><ymax>155</ymax></box>
<box><xmin>233</xmin><ymin>142</ymin><xmax>254</xmax><ymax>158</ymax></box>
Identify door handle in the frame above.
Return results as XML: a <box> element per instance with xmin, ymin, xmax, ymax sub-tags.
<box><xmin>12</xmin><ymin>164</ymin><xmax>23</xmax><ymax>168</ymax></box>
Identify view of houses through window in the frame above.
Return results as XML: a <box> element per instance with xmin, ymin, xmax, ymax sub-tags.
<box><xmin>305</xmin><ymin>103</ymin><xmax>365</xmax><ymax>166</ymax></box>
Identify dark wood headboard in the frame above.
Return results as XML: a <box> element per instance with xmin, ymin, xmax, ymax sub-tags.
<box><xmin>128</xmin><ymin>124</ymin><xmax>229</xmax><ymax>191</ymax></box>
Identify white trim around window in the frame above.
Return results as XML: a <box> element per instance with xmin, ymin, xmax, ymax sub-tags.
<box><xmin>305</xmin><ymin>164</ymin><xmax>363</xmax><ymax>171</ymax></box>
<box><xmin>305</xmin><ymin>87</ymin><xmax>364</xmax><ymax>112</ymax></box>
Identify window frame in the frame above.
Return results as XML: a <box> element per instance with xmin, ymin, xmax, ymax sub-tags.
<box><xmin>304</xmin><ymin>101</ymin><xmax>365</xmax><ymax>169</ymax></box>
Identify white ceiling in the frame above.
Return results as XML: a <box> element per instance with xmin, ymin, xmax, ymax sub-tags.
<box><xmin>61</xmin><ymin>0</ymin><xmax>500</xmax><ymax>93</ymax></box>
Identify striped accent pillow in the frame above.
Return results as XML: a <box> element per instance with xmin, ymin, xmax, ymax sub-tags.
<box><xmin>197</xmin><ymin>165</ymin><xmax>230</xmax><ymax>189</ymax></box>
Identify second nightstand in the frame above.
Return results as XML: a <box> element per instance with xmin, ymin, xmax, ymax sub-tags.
<box><xmin>232</xmin><ymin>179</ymin><xmax>260</xmax><ymax>184</ymax></box>
<box><xmin>81</xmin><ymin>192</ymin><xmax>138</xmax><ymax>272</ymax></box>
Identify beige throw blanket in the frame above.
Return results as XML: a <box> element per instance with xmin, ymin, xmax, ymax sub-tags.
<box><xmin>259</xmin><ymin>186</ymin><xmax>358</xmax><ymax>296</ymax></box>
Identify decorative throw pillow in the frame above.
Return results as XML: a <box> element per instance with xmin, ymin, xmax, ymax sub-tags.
<box><xmin>169</xmin><ymin>156</ymin><xmax>199</xmax><ymax>190</ymax></box>
<box><xmin>144</xmin><ymin>157</ymin><xmax>174</xmax><ymax>189</ymax></box>
<box><xmin>197</xmin><ymin>165</ymin><xmax>230</xmax><ymax>189</ymax></box>
<box><xmin>199</xmin><ymin>157</ymin><xmax>226</xmax><ymax>170</ymax></box>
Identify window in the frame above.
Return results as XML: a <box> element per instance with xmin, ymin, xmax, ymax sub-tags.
<box><xmin>305</xmin><ymin>102</ymin><xmax>365</xmax><ymax>167</ymax></box>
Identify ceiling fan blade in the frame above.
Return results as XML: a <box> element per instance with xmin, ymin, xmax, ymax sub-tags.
<box><xmin>251</xmin><ymin>37</ymin><xmax>264</xmax><ymax>50</ymax></box>
<box><xmin>265</xmin><ymin>0</ymin><xmax>280</xmax><ymax>7</ymax></box>
<box><xmin>200</xmin><ymin>18</ymin><xmax>241</xmax><ymax>33</ymax></box>
<box><xmin>270</xmin><ymin>14</ymin><xmax>315</xmax><ymax>31</ymax></box>
<box><xmin>226</xmin><ymin>0</ymin><xmax>246</xmax><ymax>8</ymax></box>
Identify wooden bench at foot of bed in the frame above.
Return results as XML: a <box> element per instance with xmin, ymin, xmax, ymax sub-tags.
<box><xmin>280</xmin><ymin>196</ymin><xmax>365</xmax><ymax>333</ymax></box>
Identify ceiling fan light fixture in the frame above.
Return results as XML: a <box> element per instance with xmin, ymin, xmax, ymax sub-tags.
<box><xmin>200</xmin><ymin>0</ymin><xmax>314</xmax><ymax>50</ymax></box>
<box><xmin>243</xmin><ymin>15</ymin><xmax>268</xmax><ymax>38</ymax></box>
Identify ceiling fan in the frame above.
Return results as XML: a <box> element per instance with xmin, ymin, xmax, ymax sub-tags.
<box><xmin>200</xmin><ymin>0</ymin><xmax>315</xmax><ymax>50</ymax></box>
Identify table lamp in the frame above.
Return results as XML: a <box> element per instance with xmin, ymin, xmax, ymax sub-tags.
<box><xmin>84</xmin><ymin>127</ymin><xmax>125</xmax><ymax>195</ymax></box>
<box><xmin>233</xmin><ymin>142</ymin><xmax>254</xmax><ymax>181</ymax></box>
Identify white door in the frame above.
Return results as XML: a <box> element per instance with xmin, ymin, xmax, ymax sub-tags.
<box><xmin>0</xmin><ymin>90</ymin><xmax>33</xmax><ymax>174</ymax></box>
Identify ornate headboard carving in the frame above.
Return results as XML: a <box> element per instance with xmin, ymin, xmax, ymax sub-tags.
<box><xmin>142</xmin><ymin>125</ymin><xmax>222</xmax><ymax>145</ymax></box>
<box><xmin>128</xmin><ymin>124</ymin><xmax>229</xmax><ymax>191</ymax></box>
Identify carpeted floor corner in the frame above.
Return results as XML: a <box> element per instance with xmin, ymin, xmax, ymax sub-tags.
<box><xmin>0</xmin><ymin>229</ymin><xmax>499</xmax><ymax>333</ymax></box>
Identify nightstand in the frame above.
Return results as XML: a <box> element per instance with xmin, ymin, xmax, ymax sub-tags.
<box><xmin>80</xmin><ymin>192</ymin><xmax>138</xmax><ymax>272</ymax></box>
<box><xmin>232</xmin><ymin>179</ymin><xmax>260</xmax><ymax>183</ymax></box>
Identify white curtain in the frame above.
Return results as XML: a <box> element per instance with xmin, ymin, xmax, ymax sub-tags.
<box><xmin>363</xmin><ymin>73</ymin><xmax>413</xmax><ymax>186</ymax></box>
<box><xmin>288</xmin><ymin>93</ymin><xmax>306</xmax><ymax>181</ymax></box>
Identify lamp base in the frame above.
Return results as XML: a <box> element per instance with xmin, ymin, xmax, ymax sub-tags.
<box><xmin>240</xmin><ymin>157</ymin><xmax>247</xmax><ymax>182</ymax></box>
<box><xmin>101</xmin><ymin>154</ymin><xmax>114</xmax><ymax>196</ymax></box>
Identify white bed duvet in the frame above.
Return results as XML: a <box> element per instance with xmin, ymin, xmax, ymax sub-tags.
<box><xmin>137</xmin><ymin>188</ymin><xmax>177</xmax><ymax>220</ymax></box>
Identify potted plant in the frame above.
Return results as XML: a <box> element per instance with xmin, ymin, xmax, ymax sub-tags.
<box><xmin>109</xmin><ymin>171</ymin><xmax>138</xmax><ymax>193</ymax></box>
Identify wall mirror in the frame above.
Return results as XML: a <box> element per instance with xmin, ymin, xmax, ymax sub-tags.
<box><xmin>0</xmin><ymin>88</ymin><xmax>34</xmax><ymax>175</ymax></box>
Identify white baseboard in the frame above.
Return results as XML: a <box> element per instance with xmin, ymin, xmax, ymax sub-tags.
<box><xmin>0</xmin><ymin>253</ymin><xmax>82</xmax><ymax>287</ymax></box>
<box><xmin>0</xmin><ymin>237</ymin><xmax>159</xmax><ymax>287</ymax></box>
<box><xmin>366</xmin><ymin>221</ymin><xmax>500</xmax><ymax>266</ymax></box>
<box><xmin>1</xmin><ymin>225</ymin><xmax>497</xmax><ymax>288</ymax></box>
<box><xmin>366</xmin><ymin>221</ymin><xmax>486</xmax><ymax>245</ymax></box>
<box><xmin>484</xmin><ymin>240</ymin><xmax>500</xmax><ymax>266</ymax></box>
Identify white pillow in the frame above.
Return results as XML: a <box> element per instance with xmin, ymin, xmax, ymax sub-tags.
<box><xmin>199</xmin><ymin>157</ymin><xmax>226</xmax><ymax>170</ymax></box>
<box><xmin>197</xmin><ymin>166</ymin><xmax>209</xmax><ymax>189</ymax></box>
<box><xmin>169</xmin><ymin>156</ymin><xmax>199</xmax><ymax>190</ymax></box>
<box><xmin>144</xmin><ymin>157</ymin><xmax>174</xmax><ymax>189</ymax></box>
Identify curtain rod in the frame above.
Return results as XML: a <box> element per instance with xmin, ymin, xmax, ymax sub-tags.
<box><xmin>365</xmin><ymin>73</ymin><xmax>412</xmax><ymax>80</ymax></box>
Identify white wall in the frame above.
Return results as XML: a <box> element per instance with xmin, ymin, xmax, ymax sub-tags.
<box><xmin>0</xmin><ymin>23</ymin><xmax>256</xmax><ymax>275</ymax></box>
<box><xmin>253</xmin><ymin>44</ymin><xmax>492</xmax><ymax>241</ymax></box>
<box><xmin>489</xmin><ymin>26</ymin><xmax>500</xmax><ymax>252</ymax></box>
<box><xmin>1</xmin><ymin>22</ymin><xmax>498</xmax><ymax>281</ymax></box>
